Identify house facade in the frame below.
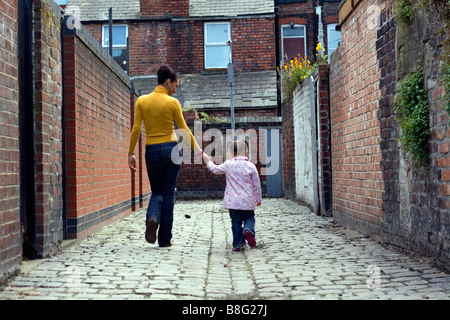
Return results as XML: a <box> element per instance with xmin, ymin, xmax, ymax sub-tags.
<box><xmin>64</xmin><ymin>0</ymin><xmax>339</xmax><ymax>197</ymax></box>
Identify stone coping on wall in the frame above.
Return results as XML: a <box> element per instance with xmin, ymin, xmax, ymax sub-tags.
<box><xmin>63</xmin><ymin>15</ymin><xmax>131</xmax><ymax>88</ymax></box>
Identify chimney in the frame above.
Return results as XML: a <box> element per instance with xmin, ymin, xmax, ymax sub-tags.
<box><xmin>140</xmin><ymin>0</ymin><xmax>190</xmax><ymax>18</ymax></box>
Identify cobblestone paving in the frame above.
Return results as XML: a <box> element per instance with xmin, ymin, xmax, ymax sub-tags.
<box><xmin>1</xmin><ymin>199</ymin><xmax>450</xmax><ymax>300</ymax></box>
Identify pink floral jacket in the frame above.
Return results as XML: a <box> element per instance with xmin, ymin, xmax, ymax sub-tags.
<box><xmin>206</xmin><ymin>156</ymin><xmax>262</xmax><ymax>210</ymax></box>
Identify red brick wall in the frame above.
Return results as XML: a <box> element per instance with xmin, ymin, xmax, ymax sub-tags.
<box><xmin>64</xmin><ymin>26</ymin><xmax>147</xmax><ymax>239</ymax></box>
<box><xmin>140</xmin><ymin>0</ymin><xmax>189</xmax><ymax>18</ymax></box>
<box><xmin>316</xmin><ymin>65</ymin><xmax>332</xmax><ymax>216</ymax></box>
<box><xmin>231</xmin><ymin>17</ymin><xmax>276</xmax><ymax>72</ymax></box>
<box><xmin>0</xmin><ymin>0</ymin><xmax>21</xmax><ymax>283</ymax></box>
<box><xmin>82</xmin><ymin>16</ymin><xmax>276</xmax><ymax>76</ymax></box>
<box><xmin>330</xmin><ymin>0</ymin><xmax>384</xmax><ymax>238</ymax></box>
<box><xmin>33</xmin><ymin>0</ymin><xmax>64</xmax><ymax>256</ymax></box>
<box><xmin>175</xmin><ymin>120</ymin><xmax>268</xmax><ymax>199</ymax></box>
<box><xmin>130</xmin><ymin>21</ymin><xmax>172</xmax><ymax>75</ymax></box>
<box><xmin>281</xmin><ymin>95</ymin><xmax>296</xmax><ymax>200</ymax></box>
<box><xmin>130</xmin><ymin>91</ymin><xmax>151</xmax><ymax>210</ymax></box>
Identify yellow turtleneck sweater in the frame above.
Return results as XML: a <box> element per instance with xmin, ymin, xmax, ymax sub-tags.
<box><xmin>128</xmin><ymin>86</ymin><xmax>200</xmax><ymax>154</ymax></box>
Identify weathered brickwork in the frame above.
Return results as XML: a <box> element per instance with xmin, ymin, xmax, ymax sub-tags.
<box><xmin>379</xmin><ymin>3</ymin><xmax>450</xmax><ymax>270</ymax></box>
<box><xmin>332</xmin><ymin>0</ymin><xmax>450</xmax><ymax>271</ymax></box>
<box><xmin>316</xmin><ymin>65</ymin><xmax>332</xmax><ymax>216</ymax></box>
<box><xmin>0</xmin><ymin>0</ymin><xmax>21</xmax><ymax>284</ymax></box>
<box><xmin>281</xmin><ymin>95</ymin><xmax>296</xmax><ymax>200</ymax></box>
<box><xmin>230</xmin><ymin>17</ymin><xmax>276</xmax><ymax>72</ymax></box>
<box><xmin>33</xmin><ymin>0</ymin><xmax>64</xmax><ymax>257</ymax></box>
<box><xmin>82</xmin><ymin>17</ymin><xmax>275</xmax><ymax>76</ymax></box>
<box><xmin>330</xmin><ymin>0</ymin><xmax>384</xmax><ymax>239</ymax></box>
<box><xmin>139</xmin><ymin>0</ymin><xmax>189</xmax><ymax>18</ymax></box>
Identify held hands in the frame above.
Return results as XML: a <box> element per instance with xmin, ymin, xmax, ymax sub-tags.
<box><xmin>202</xmin><ymin>152</ymin><xmax>212</xmax><ymax>164</ymax></box>
<box><xmin>195</xmin><ymin>149</ymin><xmax>212</xmax><ymax>164</ymax></box>
<box><xmin>128</xmin><ymin>154</ymin><xmax>137</xmax><ymax>171</ymax></box>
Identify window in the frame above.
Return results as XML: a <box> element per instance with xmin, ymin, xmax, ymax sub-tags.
<box><xmin>102</xmin><ymin>24</ymin><xmax>129</xmax><ymax>73</ymax></box>
<box><xmin>327</xmin><ymin>24</ymin><xmax>341</xmax><ymax>62</ymax></box>
<box><xmin>204</xmin><ymin>22</ymin><xmax>231</xmax><ymax>69</ymax></box>
<box><xmin>281</xmin><ymin>24</ymin><xmax>306</xmax><ymax>64</ymax></box>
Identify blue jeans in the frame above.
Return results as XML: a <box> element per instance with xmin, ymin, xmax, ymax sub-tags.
<box><xmin>145</xmin><ymin>142</ymin><xmax>182</xmax><ymax>246</ymax></box>
<box><xmin>229</xmin><ymin>209</ymin><xmax>255</xmax><ymax>248</ymax></box>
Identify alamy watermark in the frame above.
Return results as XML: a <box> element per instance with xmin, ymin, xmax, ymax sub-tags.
<box><xmin>366</xmin><ymin>265</ymin><xmax>381</xmax><ymax>289</ymax></box>
<box><xmin>173</xmin><ymin>124</ymin><xmax>281</xmax><ymax>176</ymax></box>
<box><xmin>366</xmin><ymin>4</ymin><xmax>381</xmax><ymax>30</ymax></box>
<box><xmin>64</xmin><ymin>4</ymin><xmax>81</xmax><ymax>30</ymax></box>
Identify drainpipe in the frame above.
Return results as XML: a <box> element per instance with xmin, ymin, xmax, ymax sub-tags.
<box><xmin>18</xmin><ymin>0</ymin><xmax>37</xmax><ymax>257</ymax></box>
<box><xmin>61</xmin><ymin>13</ymin><xmax>67</xmax><ymax>238</ymax></box>
<box><xmin>274</xmin><ymin>0</ymin><xmax>281</xmax><ymax>116</ymax></box>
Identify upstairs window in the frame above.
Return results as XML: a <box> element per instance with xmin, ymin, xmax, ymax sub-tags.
<box><xmin>281</xmin><ymin>24</ymin><xmax>306</xmax><ymax>63</ymax></box>
<box><xmin>204</xmin><ymin>22</ymin><xmax>231</xmax><ymax>69</ymax></box>
<box><xmin>327</xmin><ymin>23</ymin><xmax>341</xmax><ymax>62</ymax></box>
<box><xmin>102</xmin><ymin>24</ymin><xmax>129</xmax><ymax>73</ymax></box>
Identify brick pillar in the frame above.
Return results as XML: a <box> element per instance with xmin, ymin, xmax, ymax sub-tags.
<box><xmin>32</xmin><ymin>0</ymin><xmax>64</xmax><ymax>256</ymax></box>
<box><xmin>315</xmin><ymin>64</ymin><xmax>332</xmax><ymax>216</ymax></box>
<box><xmin>0</xmin><ymin>0</ymin><xmax>21</xmax><ymax>283</ymax></box>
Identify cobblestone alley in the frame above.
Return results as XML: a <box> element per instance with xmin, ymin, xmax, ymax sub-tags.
<box><xmin>1</xmin><ymin>198</ymin><xmax>450</xmax><ymax>301</ymax></box>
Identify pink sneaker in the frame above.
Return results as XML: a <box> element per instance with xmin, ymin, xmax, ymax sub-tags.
<box><xmin>244</xmin><ymin>230</ymin><xmax>256</xmax><ymax>247</ymax></box>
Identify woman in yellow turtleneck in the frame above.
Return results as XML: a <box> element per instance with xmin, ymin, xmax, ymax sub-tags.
<box><xmin>128</xmin><ymin>65</ymin><xmax>201</xmax><ymax>247</ymax></box>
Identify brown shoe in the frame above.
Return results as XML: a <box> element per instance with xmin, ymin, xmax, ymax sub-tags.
<box><xmin>145</xmin><ymin>218</ymin><xmax>158</xmax><ymax>244</ymax></box>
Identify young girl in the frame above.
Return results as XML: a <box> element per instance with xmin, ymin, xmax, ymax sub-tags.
<box><xmin>203</xmin><ymin>140</ymin><xmax>262</xmax><ymax>251</ymax></box>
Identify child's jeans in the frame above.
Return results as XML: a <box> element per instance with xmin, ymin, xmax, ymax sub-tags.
<box><xmin>229</xmin><ymin>209</ymin><xmax>255</xmax><ymax>248</ymax></box>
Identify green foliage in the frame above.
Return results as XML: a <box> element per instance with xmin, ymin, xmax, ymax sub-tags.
<box><xmin>181</xmin><ymin>107</ymin><xmax>224</xmax><ymax>124</ymax></box>
<box><xmin>198</xmin><ymin>111</ymin><xmax>225</xmax><ymax>124</ymax></box>
<box><xmin>396</xmin><ymin>0</ymin><xmax>414</xmax><ymax>25</ymax></box>
<box><xmin>278</xmin><ymin>55</ymin><xmax>315</xmax><ymax>98</ymax></box>
<box><xmin>394</xmin><ymin>68</ymin><xmax>430</xmax><ymax>167</ymax></box>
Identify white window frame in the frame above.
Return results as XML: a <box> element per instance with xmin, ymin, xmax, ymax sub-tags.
<box><xmin>327</xmin><ymin>23</ymin><xmax>340</xmax><ymax>62</ymax></box>
<box><xmin>281</xmin><ymin>24</ymin><xmax>307</xmax><ymax>65</ymax></box>
<box><xmin>204</xmin><ymin>21</ymin><xmax>232</xmax><ymax>69</ymax></box>
<box><xmin>102</xmin><ymin>24</ymin><xmax>128</xmax><ymax>49</ymax></box>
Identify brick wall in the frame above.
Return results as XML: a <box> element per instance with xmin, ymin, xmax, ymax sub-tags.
<box><xmin>315</xmin><ymin>65</ymin><xmax>332</xmax><ymax>216</ymax></box>
<box><xmin>83</xmin><ymin>16</ymin><xmax>275</xmax><ymax>77</ymax></box>
<box><xmin>0</xmin><ymin>0</ymin><xmax>21</xmax><ymax>283</ymax></box>
<box><xmin>63</xmin><ymin>23</ymin><xmax>147</xmax><ymax>239</ymax></box>
<box><xmin>231</xmin><ymin>17</ymin><xmax>276</xmax><ymax>72</ymax></box>
<box><xmin>332</xmin><ymin>0</ymin><xmax>450</xmax><ymax>271</ymax></box>
<box><xmin>281</xmin><ymin>94</ymin><xmax>295</xmax><ymax>200</ymax></box>
<box><xmin>330</xmin><ymin>0</ymin><xmax>384</xmax><ymax>239</ymax></box>
<box><xmin>376</xmin><ymin>8</ymin><xmax>401</xmax><ymax>238</ymax></box>
<box><xmin>175</xmin><ymin>118</ymin><xmax>272</xmax><ymax>199</ymax></box>
<box><xmin>166</xmin><ymin>20</ymin><xmax>203</xmax><ymax>74</ymax></box>
<box><xmin>378</xmin><ymin>3</ymin><xmax>450</xmax><ymax>270</ymax></box>
<box><xmin>130</xmin><ymin>89</ymin><xmax>151</xmax><ymax>210</ymax></box>
<box><xmin>33</xmin><ymin>0</ymin><xmax>64</xmax><ymax>257</ymax></box>
<box><xmin>281</xmin><ymin>65</ymin><xmax>332</xmax><ymax>215</ymax></box>
<box><xmin>139</xmin><ymin>0</ymin><xmax>189</xmax><ymax>18</ymax></box>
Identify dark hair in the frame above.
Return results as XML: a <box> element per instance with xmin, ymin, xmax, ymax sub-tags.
<box><xmin>228</xmin><ymin>140</ymin><xmax>249</xmax><ymax>157</ymax></box>
<box><xmin>157</xmin><ymin>65</ymin><xmax>178</xmax><ymax>85</ymax></box>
